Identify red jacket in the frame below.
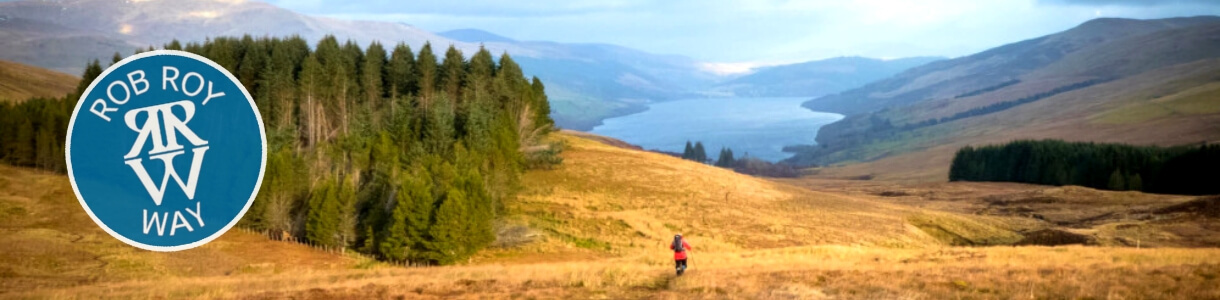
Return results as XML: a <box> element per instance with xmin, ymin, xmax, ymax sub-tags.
<box><xmin>670</xmin><ymin>239</ymin><xmax>692</xmax><ymax>260</ymax></box>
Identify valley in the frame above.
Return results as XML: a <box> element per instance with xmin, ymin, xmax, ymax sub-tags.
<box><xmin>0</xmin><ymin>0</ymin><xmax>1218</xmax><ymax>298</ymax></box>
<box><xmin>2</xmin><ymin>132</ymin><xmax>1218</xmax><ymax>298</ymax></box>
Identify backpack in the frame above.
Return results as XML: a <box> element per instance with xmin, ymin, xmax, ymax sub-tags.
<box><xmin>672</xmin><ymin>236</ymin><xmax>684</xmax><ymax>252</ymax></box>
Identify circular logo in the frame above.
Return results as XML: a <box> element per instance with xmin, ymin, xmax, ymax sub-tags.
<box><xmin>66</xmin><ymin>50</ymin><xmax>266</xmax><ymax>252</ymax></box>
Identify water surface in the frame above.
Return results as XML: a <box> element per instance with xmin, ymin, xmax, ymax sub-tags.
<box><xmin>590</xmin><ymin>97</ymin><xmax>843</xmax><ymax>162</ymax></box>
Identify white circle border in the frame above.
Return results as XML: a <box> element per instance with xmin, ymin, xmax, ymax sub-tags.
<box><xmin>65</xmin><ymin>50</ymin><xmax>267</xmax><ymax>252</ymax></box>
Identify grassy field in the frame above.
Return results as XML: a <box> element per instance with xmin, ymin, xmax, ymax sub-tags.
<box><xmin>2</xmin><ymin>132</ymin><xmax>1219</xmax><ymax>299</ymax></box>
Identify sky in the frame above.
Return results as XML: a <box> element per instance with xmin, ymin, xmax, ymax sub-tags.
<box><xmin>268</xmin><ymin>0</ymin><xmax>1220</xmax><ymax>66</ymax></box>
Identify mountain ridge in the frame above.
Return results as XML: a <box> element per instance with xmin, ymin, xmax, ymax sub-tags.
<box><xmin>789</xmin><ymin>16</ymin><xmax>1220</xmax><ymax>181</ymax></box>
<box><xmin>712</xmin><ymin>56</ymin><xmax>943</xmax><ymax>98</ymax></box>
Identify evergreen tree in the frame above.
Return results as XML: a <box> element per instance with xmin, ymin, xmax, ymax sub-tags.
<box><xmin>1108</xmin><ymin>169</ymin><xmax>1127</xmax><ymax>191</ymax></box>
<box><xmin>468</xmin><ymin>47</ymin><xmax>496</xmax><ymax>88</ymax></box>
<box><xmin>439</xmin><ymin>45</ymin><xmax>466</xmax><ymax>102</ymax></box>
<box><xmin>75</xmin><ymin>60</ymin><xmax>103</xmax><ymax>96</ymax></box>
<box><xmin>530</xmin><ymin>77</ymin><xmax>553</xmax><ymax>131</ymax></box>
<box><xmin>423</xmin><ymin>94</ymin><xmax>456</xmax><ymax>155</ymax></box>
<box><xmin>426</xmin><ymin>187</ymin><xmax>469</xmax><ymax>265</ymax></box>
<box><xmin>361</xmin><ymin>41</ymin><xmax>387</xmax><ymax>110</ymax></box>
<box><xmin>337</xmin><ymin>176</ymin><xmax>358</xmax><ymax>247</ymax></box>
<box><xmin>683</xmin><ymin>141</ymin><xmax>694</xmax><ymax>160</ymax></box>
<box><xmin>306</xmin><ymin>180</ymin><xmax>340</xmax><ymax>247</ymax></box>
<box><xmin>237</xmin><ymin>37</ymin><xmax>267</xmax><ymax>100</ymax></box>
<box><xmin>402</xmin><ymin>167</ymin><xmax>435</xmax><ymax>260</ymax></box>
<box><xmin>379</xmin><ymin>179</ymin><xmax>413</xmax><ymax>261</ymax></box>
<box><xmin>10</xmin><ymin>119</ymin><xmax>34</xmax><ymax>166</ymax></box>
<box><xmin>387</xmin><ymin>43</ymin><xmax>417</xmax><ymax>98</ymax></box>
<box><xmin>715</xmin><ymin>147</ymin><xmax>736</xmax><ymax>168</ymax></box>
<box><xmin>1128</xmin><ymin>173</ymin><xmax>1144</xmax><ymax>192</ymax></box>
<box><xmin>693</xmin><ymin>141</ymin><xmax>708</xmax><ymax>163</ymax></box>
<box><xmin>416</xmin><ymin>42</ymin><xmax>438</xmax><ymax>101</ymax></box>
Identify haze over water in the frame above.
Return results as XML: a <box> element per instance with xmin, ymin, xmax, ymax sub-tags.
<box><xmin>591</xmin><ymin>97</ymin><xmax>843</xmax><ymax>162</ymax></box>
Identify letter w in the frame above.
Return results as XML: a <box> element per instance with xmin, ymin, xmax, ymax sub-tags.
<box><xmin>125</xmin><ymin>146</ymin><xmax>209</xmax><ymax>206</ymax></box>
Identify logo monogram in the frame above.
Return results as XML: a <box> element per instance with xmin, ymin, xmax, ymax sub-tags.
<box><xmin>122</xmin><ymin>100</ymin><xmax>209</xmax><ymax>206</ymax></box>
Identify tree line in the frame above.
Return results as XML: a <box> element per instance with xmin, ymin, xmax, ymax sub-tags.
<box><xmin>949</xmin><ymin>139</ymin><xmax>1219</xmax><ymax>195</ymax></box>
<box><xmin>954</xmin><ymin>79</ymin><xmax>1020</xmax><ymax>99</ymax></box>
<box><xmin>904</xmin><ymin>78</ymin><xmax>1108</xmax><ymax>130</ymax></box>
<box><xmin>681</xmin><ymin>140</ymin><xmax>799</xmax><ymax>177</ymax></box>
<box><xmin>0</xmin><ymin>35</ymin><xmax>559</xmax><ymax>265</ymax></box>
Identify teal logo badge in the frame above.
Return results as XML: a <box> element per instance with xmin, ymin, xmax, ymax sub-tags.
<box><xmin>66</xmin><ymin>50</ymin><xmax>266</xmax><ymax>251</ymax></box>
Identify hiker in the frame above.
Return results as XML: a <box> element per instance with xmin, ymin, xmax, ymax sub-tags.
<box><xmin>670</xmin><ymin>234</ymin><xmax>692</xmax><ymax>275</ymax></box>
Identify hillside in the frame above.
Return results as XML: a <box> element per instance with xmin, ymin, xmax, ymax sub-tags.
<box><xmin>790</xmin><ymin>17</ymin><xmax>1220</xmax><ymax>180</ymax></box>
<box><xmin>710</xmin><ymin>56</ymin><xmax>943</xmax><ymax>98</ymax></box>
<box><xmin>0</xmin><ymin>59</ymin><xmax>77</xmax><ymax>102</ymax></box>
<box><xmin>5</xmin><ymin>132</ymin><xmax>1220</xmax><ymax>298</ymax></box>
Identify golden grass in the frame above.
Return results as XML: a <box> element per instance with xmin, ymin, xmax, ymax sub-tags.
<box><xmin>0</xmin><ymin>59</ymin><xmax>77</xmax><ymax>102</ymax></box>
<box><xmin>8</xmin><ymin>246</ymin><xmax>1220</xmax><ymax>299</ymax></box>
<box><xmin>3</xmin><ymin>133</ymin><xmax>1220</xmax><ymax>299</ymax></box>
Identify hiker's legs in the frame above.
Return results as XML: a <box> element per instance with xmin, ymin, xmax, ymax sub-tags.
<box><xmin>678</xmin><ymin>259</ymin><xmax>687</xmax><ymax>269</ymax></box>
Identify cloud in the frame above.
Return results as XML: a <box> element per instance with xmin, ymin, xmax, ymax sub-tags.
<box><xmin>267</xmin><ymin>0</ymin><xmax>653</xmax><ymax>17</ymax></box>
<box><xmin>1038</xmin><ymin>0</ymin><xmax>1220</xmax><ymax>6</ymax></box>
<box><xmin>268</xmin><ymin>0</ymin><xmax>1220</xmax><ymax>63</ymax></box>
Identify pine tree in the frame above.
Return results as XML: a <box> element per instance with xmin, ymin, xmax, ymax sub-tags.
<box><xmin>75</xmin><ymin>60</ymin><xmax>103</xmax><ymax>97</ymax></box>
<box><xmin>361</xmin><ymin>41</ymin><xmax>387</xmax><ymax>110</ymax></box>
<box><xmin>306</xmin><ymin>180</ymin><xmax>337</xmax><ymax>246</ymax></box>
<box><xmin>1107</xmin><ymin>169</ymin><xmax>1126</xmax><ymax>191</ymax></box>
<box><xmin>683</xmin><ymin>141</ymin><xmax>694</xmax><ymax>160</ymax></box>
<box><xmin>10</xmin><ymin>119</ymin><xmax>34</xmax><ymax>166</ymax></box>
<box><xmin>402</xmin><ymin>168</ymin><xmax>435</xmax><ymax>260</ymax></box>
<box><xmin>427</xmin><ymin>187</ymin><xmax>469</xmax><ymax>265</ymax></box>
<box><xmin>337</xmin><ymin>177</ymin><xmax>358</xmax><ymax>247</ymax></box>
<box><xmin>166</xmin><ymin>39</ymin><xmax>183</xmax><ymax>50</ymax></box>
<box><xmin>379</xmin><ymin>183</ymin><xmax>412</xmax><ymax>261</ymax></box>
<box><xmin>468</xmin><ymin>47</ymin><xmax>496</xmax><ymax>89</ymax></box>
<box><xmin>715</xmin><ymin>147</ymin><xmax>736</xmax><ymax>168</ymax></box>
<box><xmin>424</xmin><ymin>94</ymin><xmax>455</xmax><ymax>155</ymax></box>
<box><xmin>387</xmin><ymin>43</ymin><xmax>417</xmax><ymax>98</ymax></box>
<box><xmin>530</xmin><ymin>77</ymin><xmax>553</xmax><ymax>131</ymax></box>
<box><xmin>237</xmin><ymin>37</ymin><xmax>267</xmax><ymax>100</ymax></box>
<box><xmin>693</xmin><ymin>141</ymin><xmax>708</xmax><ymax>163</ymax></box>
<box><xmin>35</xmin><ymin>127</ymin><xmax>59</xmax><ymax>171</ymax></box>
<box><xmin>298</xmin><ymin>54</ymin><xmax>325</xmax><ymax>146</ymax></box>
<box><xmin>440</xmin><ymin>45</ymin><xmax>466</xmax><ymax>102</ymax></box>
<box><xmin>416</xmin><ymin>42</ymin><xmax>438</xmax><ymax>102</ymax></box>
<box><xmin>1128</xmin><ymin>173</ymin><xmax>1144</xmax><ymax>192</ymax></box>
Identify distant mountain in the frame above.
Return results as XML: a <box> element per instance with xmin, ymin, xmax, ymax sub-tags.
<box><xmin>711</xmin><ymin>56</ymin><xmax>943</xmax><ymax>98</ymax></box>
<box><xmin>439</xmin><ymin>28</ymin><xmax>516</xmax><ymax>43</ymax></box>
<box><xmin>0</xmin><ymin>0</ymin><xmax>482</xmax><ymax>73</ymax></box>
<box><xmin>803</xmin><ymin>16</ymin><xmax>1220</xmax><ymax>116</ymax></box>
<box><xmin>0</xmin><ymin>0</ymin><xmax>714</xmax><ymax>130</ymax></box>
<box><xmin>437</xmin><ymin>28</ymin><xmax>722</xmax><ymax>130</ymax></box>
<box><xmin>790</xmin><ymin>16</ymin><xmax>1220</xmax><ymax>181</ymax></box>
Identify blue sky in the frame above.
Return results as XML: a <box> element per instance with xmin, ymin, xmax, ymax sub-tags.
<box><xmin>268</xmin><ymin>0</ymin><xmax>1220</xmax><ymax>65</ymax></box>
